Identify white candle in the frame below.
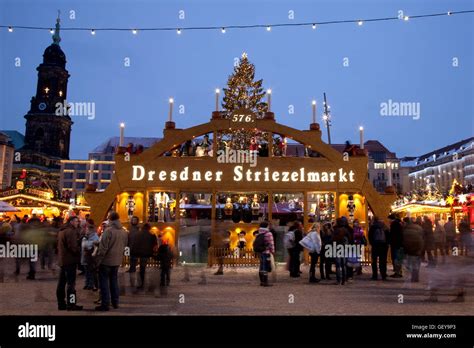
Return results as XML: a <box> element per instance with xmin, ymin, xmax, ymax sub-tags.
<box><xmin>312</xmin><ymin>100</ymin><xmax>316</xmax><ymax>123</ymax></box>
<box><xmin>119</xmin><ymin>123</ymin><xmax>125</xmax><ymax>147</ymax></box>
<box><xmin>215</xmin><ymin>89</ymin><xmax>220</xmax><ymax>111</ymax></box>
<box><xmin>169</xmin><ymin>98</ymin><xmax>174</xmax><ymax>122</ymax></box>
<box><xmin>89</xmin><ymin>160</ymin><xmax>95</xmax><ymax>184</ymax></box>
<box><xmin>267</xmin><ymin>89</ymin><xmax>272</xmax><ymax>111</ymax></box>
<box><xmin>359</xmin><ymin>126</ymin><xmax>364</xmax><ymax>149</ymax></box>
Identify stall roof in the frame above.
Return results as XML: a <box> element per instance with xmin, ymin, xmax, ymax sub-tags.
<box><xmin>0</xmin><ymin>201</ymin><xmax>20</xmax><ymax>212</ymax></box>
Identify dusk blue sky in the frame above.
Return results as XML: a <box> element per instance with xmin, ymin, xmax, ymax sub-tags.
<box><xmin>1</xmin><ymin>0</ymin><xmax>473</xmax><ymax>159</ymax></box>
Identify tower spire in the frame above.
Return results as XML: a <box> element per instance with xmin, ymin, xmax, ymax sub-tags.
<box><xmin>52</xmin><ymin>10</ymin><xmax>61</xmax><ymax>45</ymax></box>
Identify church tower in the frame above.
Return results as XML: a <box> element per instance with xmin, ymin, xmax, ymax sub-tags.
<box><xmin>13</xmin><ymin>13</ymin><xmax>74</xmax><ymax>191</ymax></box>
<box><xmin>22</xmin><ymin>13</ymin><xmax>73</xmax><ymax>163</ymax></box>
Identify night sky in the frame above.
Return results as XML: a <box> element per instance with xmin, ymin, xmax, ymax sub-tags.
<box><xmin>1</xmin><ymin>0</ymin><xmax>473</xmax><ymax>159</ymax></box>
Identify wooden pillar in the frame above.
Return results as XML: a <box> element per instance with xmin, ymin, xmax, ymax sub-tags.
<box><xmin>267</xmin><ymin>190</ymin><xmax>273</xmax><ymax>222</ymax></box>
<box><xmin>268</xmin><ymin>132</ymin><xmax>273</xmax><ymax>157</ymax></box>
<box><xmin>209</xmin><ymin>190</ymin><xmax>217</xmax><ymax>266</ymax></box>
<box><xmin>142</xmin><ymin>190</ymin><xmax>147</xmax><ymax>224</ymax></box>
<box><xmin>364</xmin><ymin>195</ymin><xmax>369</xmax><ymax>231</ymax></box>
<box><xmin>175</xmin><ymin>189</ymin><xmax>180</xmax><ymax>253</ymax></box>
<box><xmin>212</xmin><ymin>131</ymin><xmax>218</xmax><ymax>156</ymax></box>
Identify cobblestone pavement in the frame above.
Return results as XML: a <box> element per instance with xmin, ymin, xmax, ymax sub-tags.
<box><xmin>0</xmin><ymin>259</ymin><xmax>472</xmax><ymax>316</ymax></box>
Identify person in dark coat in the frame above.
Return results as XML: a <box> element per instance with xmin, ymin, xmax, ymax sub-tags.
<box><xmin>402</xmin><ymin>217</ymin><xmax>424</xmax><ymax>282</ymax></box>
<box><xmin>95</xmin><ymin>212</ymin><xmax>129</xmax><ymax>311</ymax></box>
<box><xmin>127</xmin><ymin>216</ymin><xmax>140</xmax><ymax>273</ymax></box>
<box><xmin>389</xmin><ymin>214</ymin><xmax>403</xmax><ymax>278</ymax></box>
<box><xmin>458</xmin><ymin>217</ymin><xmax>472</xmax><ymax>256</ymax></box>
<box><xmin>332</xmin><ymin>218</ymin><xmax>350</xmax><ymax>285</ymax></box>
<box><xmin>320</xmin><ymin>222</ymin><xmax>334</xmax><ymax>280</ymax></box>
<box><xmin>433</xmin><ymin>219</ymin><xmax>446</xmax><ymax>264</ymax></box>
<box><xmin>14</xmin><ymin>215</ymin><xmax>38</xmax><ymax>280</ymax></box>
<box><xmin>131</xmin><ymin>223</ymin><xmax>157</xmax><ymax>289</ymax></box>
<box><xmin>444</xmin><ymin>217</ymin><xmax>456</xmax><ymax>255</ymax></box>
<box><xmin>288</xmin><ymin>222</ymin><xmax>303</xmax><ymax>278</ymax></box>
<box><xmin>340</xmin><ymin>216</ymin><xmax>354</xmax><ymax>281</ymax></box>
<box><xmin>421</xmin><ymin>216</ymin><xmax>435</xmax><ymax>266</ymax></box>
<box><xmin>56</xmin><ymin>216</ymin><xmax>83</xmax><ymax>311</ymax></box>
<box><xmin>368</xmin><ymin>216</ymin><xmax>390</xmax><ymax>281</ymax></box>
<box><xmin>157</xmin><ymin>239</ymin><xmax>173</xmax><ymax>286</ymax></box>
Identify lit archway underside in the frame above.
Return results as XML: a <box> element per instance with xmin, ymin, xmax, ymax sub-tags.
<box><xmin>85</xmin><ymin>117</ymin><xmax>396</xmax><ymax>223</ymax></box>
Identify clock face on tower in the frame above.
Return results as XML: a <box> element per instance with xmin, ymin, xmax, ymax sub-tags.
<box><xmin>38</xmin><ymin>102</ymin><xmax>47</xmax><ymax>111</ymax></box>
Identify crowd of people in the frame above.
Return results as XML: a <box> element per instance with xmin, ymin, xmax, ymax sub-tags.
<box><xmin>253</xmin><ymin>214</ymin><xmax>472</xmax><ymax>299</ymax></box>
<box><xmin>0</xmin><ymin>212</ymin><xmax>174</xmax><ymax>311</ymax></box>
<box><xmin>0</xmin><ymin>211</ymin><xmax>471</xmax><ymax>309</ymax></box>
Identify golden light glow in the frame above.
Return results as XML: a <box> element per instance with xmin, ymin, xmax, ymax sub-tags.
<box><xmin>391</xmin><ymin>203</ymin><xmax>451</xmax><ymax>214</ymax></box>
<box><xmin>0</xmin><ymin>194</ymin><xmax>89</xmax><ymax>209</ymax></box>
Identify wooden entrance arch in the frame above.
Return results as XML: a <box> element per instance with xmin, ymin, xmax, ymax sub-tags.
<box><xmin>85</xmin><ymin>112</ymin><xmax>396</xmax><ymax>248</ymax></box>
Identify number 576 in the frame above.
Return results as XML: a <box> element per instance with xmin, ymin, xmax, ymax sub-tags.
<box><xmin>232</xmin><ymin>114</ymin><xmax>252</xmax><ymax>122</ymax></box>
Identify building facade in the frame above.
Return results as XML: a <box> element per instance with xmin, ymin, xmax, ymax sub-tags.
<box><xmin>0</xmin><ymin>132</ymin><xmax>15</xmax><ymax>189</ymax></box>
<box><xmin>331</xmin><ymin>140</ymin><xmax>410</xmax><ymax>194</ymax></box>
<box><xmin>402</xmin><ymin>137</ymin><xmax>474</xmax><ymax>194</ymax></box>
<box><xmin>60</xmin><ymin>136</ymin><xmax>160</xmax><ymax>194</ymax></box>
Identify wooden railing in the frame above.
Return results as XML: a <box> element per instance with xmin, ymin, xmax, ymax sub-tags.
<box><xmin>208</xmin><ymin>247</ymin><xmax>260</xmax><ymax>267</ymax></box>
<box><xmin>120</xmin><ymin>246</ymin><xmax>390</xmax><ymax>268</ymax></box>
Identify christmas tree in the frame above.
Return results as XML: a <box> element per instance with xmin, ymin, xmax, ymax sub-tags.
<box><xmin>222</xmin><ymin>53</ymin><xmax>268</xmax><ymax>117</ymax></box>
<box><xmin>219</xmin><ymin>53</ymin><xmax>269</xmax><ymax>151</ymax></box>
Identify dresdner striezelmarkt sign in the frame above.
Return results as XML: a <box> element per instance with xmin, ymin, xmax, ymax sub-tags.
<box><xmin>131</xmin><ymin>165</ymin><xmax>356</xmax><ymax>184</ymax></box>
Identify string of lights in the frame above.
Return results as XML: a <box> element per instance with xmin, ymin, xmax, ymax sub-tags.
<box><xmin>1</xmin><ymin>9</ymin><xmax>473</xmax><ymax>35</ymax></box>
